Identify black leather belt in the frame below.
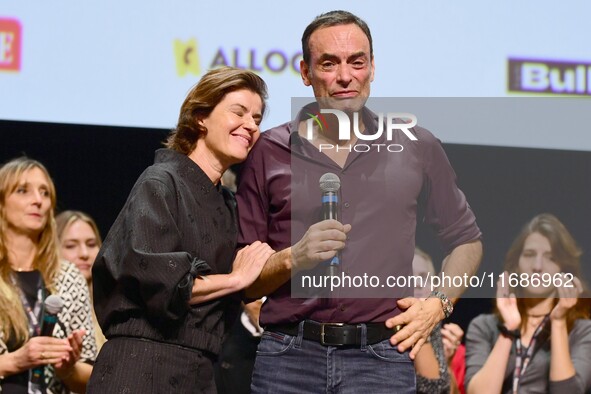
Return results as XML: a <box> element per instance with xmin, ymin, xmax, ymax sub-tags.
<box><xmin>267</xmin><ymin>320</ymin><xmax>403</xmax><ymax>346</ymax></box>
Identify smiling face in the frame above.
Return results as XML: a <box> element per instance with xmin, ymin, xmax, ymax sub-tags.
<box><xmin>198</xmin><ymin>89</ymin><xmax>263</xmax><ymax>169</ymax></box>
<box><xmin>300</xmin><ymin>23</ymin><xmax>375</xmax><ymax>113</ymax></box>
<box><xmin>518</xmin><ymin>232</ymin><xmax>561</xmax><ymax>297</ymax></box>
<box><xmin>3</xmin><ymin>167</ymin><xmax>52</xmax><ymax>237</ymax></box>
<box><xmin>59</xmin><ymin>219</ymin><xmax>100</xmax><ymax>281</ymax></box>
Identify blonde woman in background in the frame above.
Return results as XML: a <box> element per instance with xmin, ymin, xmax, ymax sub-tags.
<box><xmin>0</xmin><ymin>157</ymin><xmax>96</xmax><ymax>393</ymax></box>
<box><xmin>56</xmin><ymin>211</ymin><xmax>106</xmax><ymax>350</ymax></box>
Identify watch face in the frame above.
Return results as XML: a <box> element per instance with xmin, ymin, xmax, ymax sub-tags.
<box><xmin>430</xmin><ymin>290</ymin><xmax>453</xmax><ymax>318</ymax></box>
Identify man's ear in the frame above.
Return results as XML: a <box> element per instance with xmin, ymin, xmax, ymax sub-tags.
<box><xmin>300</xmin><ymin>60</ymin><xmax>311</xmax><ymax>86</ymax></box>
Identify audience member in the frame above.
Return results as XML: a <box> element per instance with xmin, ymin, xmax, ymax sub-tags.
<box><xmin>466</xmin><ymin>213</ymin><xmax>591</xmax><ymax>393</ymax></box>
<box><xmin>0</xmin><ymin>157</ymin><xmax>96</xmax><ymax>393</ymax></box>
<box><xmin>56</xmin><ymin>210</ymin><xmax>106</xmax><ymax>350</ymax></box>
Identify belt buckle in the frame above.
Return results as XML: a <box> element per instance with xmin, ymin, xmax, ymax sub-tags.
<box><xmin>320</xmin><ymin>323</ymin><xmax>345</xmax><ymax>346</ymax></box>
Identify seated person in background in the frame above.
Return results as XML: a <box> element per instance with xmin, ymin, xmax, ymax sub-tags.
<box><xmin>0</xmin><ymin>157</ymin><xmax>96</xmax><ymax>394</ymax></box>
<box><xmin>466</xmin><ymin>213</ymin><xmax>591</xmax><ymax>394</ymax></box>
<box><xmin>56</xmin><ymin>210</ymin><xmax>107</xmax><ymax>350</ymax></box>
<box><xmin>413</xmin><ymin>248</ymin><xmax>464</xmax><ymax>394</ymax></box>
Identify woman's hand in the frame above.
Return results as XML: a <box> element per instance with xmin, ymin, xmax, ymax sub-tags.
<box><xmin>189</xmin><ymin>242</ymin><xmax>274</xmax><ymax>305</ymax></box>
<box><xmin>550</xmin><ymin>275</ymin><xmax>583</xmax><ymax>321</ymax></box>
<box><xmin>230</xmin><ymin>241</ymin><xmax>275</xmax><ymax>290</ymax></box>
<box><xmin>496</xmin><ymin>271</ymin><xmax>521</xmax><ymax>330</ymax></box>
<box><xmin>441</xmin><ymin>322</ymin><xmax>464</xmax><ymax>361</ymax></box>
<box><xmin>54</xmin><ymin>329</ymin><xmax>85</xmax><ymax>376</ymax></box>
<box><xmin>12</xmin><ymin>336</ymin><xmax>72</xmax><ymax>371</ymax></box>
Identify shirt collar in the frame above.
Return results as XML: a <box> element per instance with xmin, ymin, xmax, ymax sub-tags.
<box><xmin>154</xmin><ymin>148</ymin><xmax>221</xmax><ymax>196</ymax></box>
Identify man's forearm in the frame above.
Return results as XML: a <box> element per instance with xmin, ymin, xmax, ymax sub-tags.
<box><xmin>439</xmin><ymin>240</ymin><xmax>483</xmax><ymax>302</ymax></box>
<box><xmin>245</xmin><ymin>248</ymin><xmax>292</xmax><ymax>298</ymax></box>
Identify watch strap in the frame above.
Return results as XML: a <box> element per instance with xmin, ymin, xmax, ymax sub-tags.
<box><xmin>428</xmin><ymin>290</ymin><xmax>453</xmax><ymax>319</ymax></box>
<box><xmin>497</xmin><ymin>322</ymin><xmax>521</xmax><ymax>339</ymax></box>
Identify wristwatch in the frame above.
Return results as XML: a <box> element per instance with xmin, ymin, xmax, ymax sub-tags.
<box><xmin>428</xmin><ymin>290</ymin><xmax>454</xmax><ymax>319</ymax></box>
<box><xmin>496</xmin><ymin>322</ymin><xmax>521</xmax><ymax>339</ymax></box>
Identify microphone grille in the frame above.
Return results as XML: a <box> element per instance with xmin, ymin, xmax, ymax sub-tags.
<box><xmin>44</xmin><ymin>295</ymin><xmax>64</xmax><ymax>315</ymax></box>
<box><xmin>319</xmin><ymin>173</ymin><xmax>341</xmax><ymax>193</ymax></box>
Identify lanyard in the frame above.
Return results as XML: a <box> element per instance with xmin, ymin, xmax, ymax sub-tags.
<box><xmin>11</xmin><ymin>272</ymin><xmax>48</xmax><ymax>394</ymax></box>
<box><xmin>11</xmin><ymin>273</ymin><xmax>45</xmax><ymax>337</ymax></box>
<box><xmin>512</xmin><ymin>314</ymin><xmax>549</xmax><ymax>394</ymax></box>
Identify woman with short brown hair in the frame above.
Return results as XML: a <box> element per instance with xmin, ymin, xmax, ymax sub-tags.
<box><xmin>88</xmin><ymin>67</ymin><xmax>274</xmax><ymax>393</ymax></box>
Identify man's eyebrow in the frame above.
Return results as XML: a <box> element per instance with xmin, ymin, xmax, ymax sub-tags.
<box><xmin>347</xmin><ymin>52</ymin><xmax>368</xmax><ymax>61</ymax></box>
<box><xmin>318</xmin><ymin>53</ymin><xmax>340</xmax><ymax>62</ymax></box>
<box><xmin>317</xmin><ymin>51</ymin><xmax>368</xmax><ymax>62</ymax></box>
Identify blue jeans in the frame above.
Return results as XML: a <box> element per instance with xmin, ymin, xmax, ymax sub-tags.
<box><xmin>251</xmin><ymin>322</ymin><xmax>416</xmax><ymax>394</ymax></box>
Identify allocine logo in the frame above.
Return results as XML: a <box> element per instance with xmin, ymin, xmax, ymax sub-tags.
<box><xmin>174</xmin><ymin>37</ymin><xmax>302</xmax><ymax>77</ymax></box>
<box><xmin>174</xmin><ymin>38</ymin><xmax>200</xmax><ymax>77</ymax></box>
<box><xmin>305</xmin><ymin>109</ymin><xmax>418</xmax><ymax>153</ymax></box>
<box><xmin>0</xmin><ymin>18</ymin><xmax>22</xmax><ymax>72</ymax></box>
<box><xmin>508</xmin><ymin>58</ymin><xmax>591</xmax><ymax>96</ymax></box>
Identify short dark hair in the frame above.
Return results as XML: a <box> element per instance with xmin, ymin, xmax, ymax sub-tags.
<box><xmin>301</xmin><ymin>10</ymin><xmax>373</xmax><ymax>65</ymax></box>
<box><xmin>166</xmin><ymin>66</ymin><xmax>268</xmax><ymax>155</ymax></box>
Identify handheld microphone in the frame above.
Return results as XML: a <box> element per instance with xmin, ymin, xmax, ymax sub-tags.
<box><xmin>30</xmin><ymin>295</ymin><xmax>64</xmax><ymax>391</ymax></box>
<box><xmin>319</xmin><ymin>173</ymin><xmax>341</xmax><ymax>277</ymax></box>
<box><xmin>40</xmin><ymin>295</ymin><xmax>64</xmax><ymax>336</ymax></box>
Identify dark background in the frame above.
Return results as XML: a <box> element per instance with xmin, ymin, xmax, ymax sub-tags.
<box><xmin>2</xmin><ymin>119</ymin><xmax>590</xmax><ymax>332</ymax></box>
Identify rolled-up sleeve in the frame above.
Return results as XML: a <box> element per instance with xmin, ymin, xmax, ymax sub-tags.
<box><xmin>420</xmin><ymin>131</ymin><xmax>481</xmax><ymax>254</ymax></box>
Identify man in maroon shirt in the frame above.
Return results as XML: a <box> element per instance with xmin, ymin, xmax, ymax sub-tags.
<box><xmin>236</xmin><ymin>10</ymin><xmax>482</xmax><ymax>393</ymax></box>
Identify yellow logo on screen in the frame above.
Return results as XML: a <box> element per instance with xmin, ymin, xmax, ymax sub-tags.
<box><xmin>174</xmin><ymin>38</ymin><xmax>200</xmax><ymax>77</ymax></box>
